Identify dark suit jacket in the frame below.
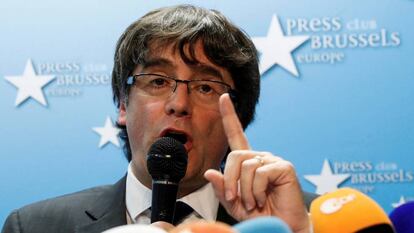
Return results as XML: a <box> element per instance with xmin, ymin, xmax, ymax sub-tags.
<box><xmin>1</xmin><ymin>176</ymin><xmax>317</xmax><ymax>233</ymax></box>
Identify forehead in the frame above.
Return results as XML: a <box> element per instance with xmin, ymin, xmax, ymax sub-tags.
<box><xmin>138</xmin><ymin>40</ymin><xmax>234</xmax><ymax>84</ymax></box>
<box><xmin>146</xmin><ymin>39</ymin><xmax>211</xmax><ymax>63</ymax></box>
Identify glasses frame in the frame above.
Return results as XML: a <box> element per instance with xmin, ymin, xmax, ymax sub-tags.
<box><xmin>126</xmin><ymin>73</ymin><xmax>237</xmax><ymax>97</ymax></box>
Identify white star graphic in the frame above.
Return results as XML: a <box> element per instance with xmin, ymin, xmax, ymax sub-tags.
<box><xmin>304</xmin><ymin>159</ymin><xmax>351</xmax><ymax>195</ymax></box>
<box><xmin>391</xmin><ymin>196</ymin><xmax>407</xmax><ymax>208</ymax></box>
<box><xmin>93</xmin><ymin>116</ymin><xmax>121</xmax><ymax>148</ymax></box>
<box><xmin>252</xmin><ymin>15</ymin><xmax>309</xmax><ymax>77</ymax></box>
<box><xmin>4</xmin><ymin>59</ymin><xmax>55</xmax><ymax>106</ymax></box>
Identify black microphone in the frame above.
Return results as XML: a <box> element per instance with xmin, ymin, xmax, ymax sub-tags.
<box><xmin>147</xmin><ymin>137</ymin><xmax>188</xmax><ymax>224</ymax></box>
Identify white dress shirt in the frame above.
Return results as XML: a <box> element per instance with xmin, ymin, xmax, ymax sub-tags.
<box><xmin>125</xmin><ymin>163</ymin><xmax>219</xmax><ymax>224</ymax></box>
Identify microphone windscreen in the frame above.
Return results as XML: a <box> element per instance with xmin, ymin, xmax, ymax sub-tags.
<box><xmin>389</xmin><ymin>201</ymin><xmax>414</xmax><ymax>233</ymax></box>
<box><xmin>147</xmin><ymin>136</ymin><xmax>188</xmax><ymax>183</ymax></box>
<box><xmin>170</xmin><ymin>220</ymin><xmax>236</xmax><ymax>233</ymax></box>
<box><xmin>233</xmin><ymin>216</ymin><xmax>292</xmax><ymax>233</ymax></box>
<box><xmin>101</xmin><ymin>224</ymin><xmax>168</xmax><ymax>233</ymax></box>
<box><xmin>310</xmin><ymin>188</ymin><xmax>394</xmax><ymax>233</ymax></box>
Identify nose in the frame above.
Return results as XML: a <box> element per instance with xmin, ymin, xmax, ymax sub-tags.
<box><xmin>164</xmin><ymin>83</ymin><xmax>191</xmax><ymax>117</ymax></box>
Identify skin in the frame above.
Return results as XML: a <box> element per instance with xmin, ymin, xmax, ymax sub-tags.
<box><xmin>118</xmin><ymin>41</ymin><xmax>233</xmax><ymax>197</ymax></box>
<box><xmin>118</xmin><ymin>41</ymin><xmax>310</xmax><ymax>233</ymax></box>
<box><xmin>204</xmin><ymin>94</ymin><xmax>310</xmax><ymax>233</ymax></box>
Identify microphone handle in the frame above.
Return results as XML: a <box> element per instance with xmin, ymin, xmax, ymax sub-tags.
<box><xmin>151</xmin><ymin>180</ymin><xmax>179</xmax><ymax>223</ymax></box>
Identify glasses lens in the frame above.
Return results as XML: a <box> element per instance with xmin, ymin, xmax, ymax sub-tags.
<box><xmin>131</xmin><ymin>74</ymin><xmax>231</xmax><ymax>109</ymax></box>
<box><xmin>190</xmin><ymin>80</ymin><xmax>229</xmax><ymax>105</ymax></box>
<box><xmin>134</xmin><ymin>74</ymin><xmax>174</xmax><ymax>96</ymax></box>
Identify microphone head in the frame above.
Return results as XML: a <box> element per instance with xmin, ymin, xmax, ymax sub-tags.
<box><xmin>233</xmin><ymin>216</ymin><xmax>292</xmax><ymax>233</ymax></box>
<box><xmin>147</xmin><ymin>137</ymin><xmax>188</xmax><ymax>183</ymax></box>
<box><xmin>102</xmin><ymin>224</ymin><xmax>167</xmax><ymax>233</ymax></box>
<box><xmin>170</xmin><ymin>220</ymin><xmax>236</xmax><ymax>233</ymax></box>
<box><xmin>389</xmin><ymin>201</ymin><xmax>414</xmax><ymax>233</ymax></box>
<box><xmin>310</xmin><ymin>188</ymin><xmax>394</xmax><ymax>233</ymax></box>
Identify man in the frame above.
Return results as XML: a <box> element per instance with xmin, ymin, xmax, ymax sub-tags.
<box><xmin>2</xmin><ymin>5</ymin><xmax>316</xmax><ymax>233</ymax></box>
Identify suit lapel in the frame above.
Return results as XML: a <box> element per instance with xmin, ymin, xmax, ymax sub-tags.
<box><xmin>74</xmin><ymin>176</ymin><xmax>316</xmax><ymax>232</ymax></box>
<box><xmin>76</xmin><ymin>176</ymin><xmax>127</xmax><ymax>233</ymax></box>
<box><xmin>74</xmin><ymin>175</ymin><xmax>238</xmax><ymax>232</ymax></box>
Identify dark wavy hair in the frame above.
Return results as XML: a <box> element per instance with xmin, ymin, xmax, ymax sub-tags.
<box><xmin>111</xmin><ymin>5</ymin><xmax>260</xmax><ymax>162</ymax></box>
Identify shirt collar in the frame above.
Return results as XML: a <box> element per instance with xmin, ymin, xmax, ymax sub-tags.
<box><xmin>178</xmin><ymin>181</ymin><xmax>219</xmax><ymax>221</ymax></box>
<box><xmin>125</xmin><ymin>162</ymin><xmax>219</xmax><ymax>221</ymax></box>
<box><xmin>126</xmin><ymin>163</ymin><xmax>152</xmax><ymax>220</ymax></box>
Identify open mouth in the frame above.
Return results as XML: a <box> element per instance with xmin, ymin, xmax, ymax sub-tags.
<box><xmin>163</xmin><ymin>131</ymin><xmax>188</xmax><ymax>144</ymax></box>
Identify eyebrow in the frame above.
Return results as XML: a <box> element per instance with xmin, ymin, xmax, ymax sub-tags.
<box><xmin>141</xmin><ymin>57</ymin><xmax>224</xmax><ymax>81</ymax></box>
<box><xmin>141</xmin><ymin>57</ymin><xmax>175</xmax><ymax>70</ymax></box>
<box><xmin>192</xmin><ymin>64</ymin><xmax>224</xmax><ymax>81</ymax></box>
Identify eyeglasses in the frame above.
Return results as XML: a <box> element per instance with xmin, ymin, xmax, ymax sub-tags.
<box><xmin>126</xmin><ymin>73</ymin><xmax>235</xmax><ymax>108</ymax></box>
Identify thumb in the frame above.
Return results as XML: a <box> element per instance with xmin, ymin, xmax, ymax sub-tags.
<box><xmin>204</xmin><ymin>169</ymin><xmax>227</xmax><ymax>204</ymax></box>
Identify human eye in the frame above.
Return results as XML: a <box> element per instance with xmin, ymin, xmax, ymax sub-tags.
<box><xmin>147</xmin><ymin>75</ymin><xmax>170</xmax><ymax>89</ymax></box>
<box><xmin>193</xmin><ymin>81</ymin><xmax>218</xmax><ymax>95</ymax></box>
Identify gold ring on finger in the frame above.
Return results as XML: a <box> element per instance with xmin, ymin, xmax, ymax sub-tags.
<box><xmin>254</xmin><ymin>155</ymin><xmax>265</xmax><ymax>166</ymax></box>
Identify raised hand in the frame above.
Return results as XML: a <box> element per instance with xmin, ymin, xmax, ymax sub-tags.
<box><xmin>204</xmin><ymin>94</ymin><xmax>310</xmax><ymax>233</ymax></box>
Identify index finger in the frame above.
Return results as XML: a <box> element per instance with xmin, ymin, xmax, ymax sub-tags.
<box><xmin>219</xmin><ymin>93</ymin><xmax>250</xmax><ymax>150</ymax></box>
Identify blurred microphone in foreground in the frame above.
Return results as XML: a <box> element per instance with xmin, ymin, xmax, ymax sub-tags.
<box><xmin>170</xmin><ymin>220</ymin><xmax>235</xmax><ymax>233</ymax></box>
<box><xmin>310</xmin><ymin>188</ymin><xmax>395</xmax><ymax>233</ymax></box>
<box><xmin>389</xmin><ymin>201</ymin><xmax>414</xmax><ymax>233</ymax></box>
<box><xmin>170</xmin><ymin>217</ymin><xmax>293</xmax><ymax>233</ymax></box>
<box><xmin>233</xmin><ymin>216</ymin><xmax>292</xmax><ymax>233</ymax></box>
<box><xmin>101</xmin><ymin>224</ymin><xmax>168</xmax><ymax>233</ymax></box>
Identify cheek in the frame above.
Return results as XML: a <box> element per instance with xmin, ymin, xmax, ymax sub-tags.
<box><xmin>206</xmin><ymin>111</ymin><xmax>225</xmax><ymax>137</ymax></box>
<box><xmin>126</xmin><ymin>100</ymin><xmax>164</xmax><ymax>152</ymax></box>
<box><xmin>194</xmin><ymin>109</ymin><xmax>229</xmax><ymax>151</ymax></box>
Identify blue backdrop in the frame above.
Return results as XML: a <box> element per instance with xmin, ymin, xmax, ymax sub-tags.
<box><xmin>1</xmin><ymin>0</ymin><xmax>413</xmax><ymax>225</ymax></box>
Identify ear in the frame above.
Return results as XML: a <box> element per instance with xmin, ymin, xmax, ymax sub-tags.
<box><xmin>118</xmin><ymin>102</ymin><xmax>127</xmax><ymax>126</ymax></box>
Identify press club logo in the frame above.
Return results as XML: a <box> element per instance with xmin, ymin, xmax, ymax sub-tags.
<box><xmin>253</xmin><ymin>15</ymin><xmax>401</xmax><ymax>77</ymax></box>
<box><xmin>4</xmin><ymin>59</ymin><xmax>111</xmax><ymax>107</ymax></box>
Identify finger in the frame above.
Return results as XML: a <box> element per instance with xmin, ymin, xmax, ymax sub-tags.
<box><xmin>204</xmin><ymin>169</ymin><xmax>227</xmax><ymax>204</ymax></box>
<box><xmin>222</xmin><ymin>150</ymin><xmax>252</xmax><ymax>201</ymax></box>
<box><xmin>223</xmin><ymin>151</ymin><xmax>275</xmax><ymax>201</ymax></box>
<box><xmin>204</xmin><ymin>169</ymin><xmax>239</xmax><ymax>214</ymax></box>
<box><xmin>219</xmin><ymin>93</ymin><xmax>250</xmax><ymax>150</ymax></box>
<box><xmin>252</xmin><ymin>165</ymin><xmax>270</xmax><ymax>208</ymax></box>
<box><xmin>252</xmin><ymin>160</ymin><xmax>297</xmax><ymax>208</ymax></box>
<box><xmin>239</xmin><ymin>158</ymin><xmax>263</xmax><ymax>211</ymax></box>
